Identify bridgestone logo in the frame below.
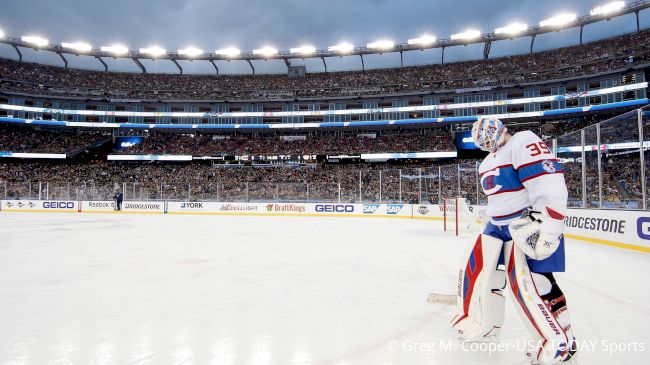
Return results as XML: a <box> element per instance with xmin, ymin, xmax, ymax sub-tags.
<box><xmin>125</xmin><ymin>203</ymin><xmax>160</xmax><ymax>210</ymax></box>
<box><xmin>564</xmin><ymin>216</ymin><xmax>625</xmax><ymax>234</ymax></box>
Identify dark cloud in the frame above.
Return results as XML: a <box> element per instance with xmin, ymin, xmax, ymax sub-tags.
<box><xmin>0</xmin><ymin>0</ymin><xmax>647</xmax><ymax>73</ymax></box>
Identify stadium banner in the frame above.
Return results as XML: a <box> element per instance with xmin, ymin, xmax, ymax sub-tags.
<box><xmin>121</xmin><ymin>201</ymin><xmax>165</xmax><ymax>213</ymax></box>
<box><xmin>454</xmin><ymin>131</ymin><xmax>479</xmax><ymax>150</ymax></box>
<box><xmin>166</xmin><ymin>202</ymin><xmax>412</xmax><ymax>217</ymax></box>
<box><xmin>1</xmin><ymin>200</ymin><xmax>648</xmax><ymax>250</ymax></box>
<box><xmin>107</xmin><ymin>154</ymin><xmax>193</xmax><ymax>161</ymax></box>
<box><xmin>114</xmin><ymin>136</ymin><xmax>145</xmax><ymax>151</ymax></box>
<box><xmin>0</xmin><ymin>99</ymin><xmax>647</xmax><ymax>131</ymax></box>
<box><xmin>412</xmin><ymin>204</ymin><xmax>446</xmax><ymax>220</ymax></box>
<box><xmin>0</xmin><ymin>82</ymin><xmax>645</xmax><ymax>118</ymax></box>
<box><xmin>0</xmin><ymin>200</ymin><xmax>77</xmax><ymax>212</ymax></box>
<box><xmin>563</xmin><ymin>208</ymin><xmax>650</xmax><ymax>251</ymax></box>
<box><xmin>0</xmin><ymin>152</ymin><xmax>67</xmax><ymax>159</ymax></box>
<box><xmin>360</xmin><ymin>203</ymin><xmax>412</xmax><ymax>217</ymax></box>
<box><xmin>81</xmin><ymin>201</ymin><xmax>116</xmax><ymax>212</ymax></box>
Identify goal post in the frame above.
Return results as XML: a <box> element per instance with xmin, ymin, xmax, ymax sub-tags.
<box><xmin>443</xmin><ymin>197</ymin><xmax>484</xmax><ymax>236</ymax></box>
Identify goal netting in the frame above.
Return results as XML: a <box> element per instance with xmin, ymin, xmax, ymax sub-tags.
<box><xmin>442</xmin><ymin>197</ymin><xmax>485</xmax><ymax>235</ymax></box>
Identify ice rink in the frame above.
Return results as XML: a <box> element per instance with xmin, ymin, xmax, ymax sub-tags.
<box><xmin>0</xmin><ymin>213</ymin><xmax>648</xmax><ymax>365</ymax></box>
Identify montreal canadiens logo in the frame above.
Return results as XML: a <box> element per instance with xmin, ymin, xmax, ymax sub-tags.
<box><xmin>542</xmin><ymin>160</ymin><xmax>556</xmax><ymax>173</ymax></box>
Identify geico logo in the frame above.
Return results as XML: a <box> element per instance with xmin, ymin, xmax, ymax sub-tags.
<box><xmin>363</xmin><ymin>204</ymin><xmax>379</xmax><ymax>214</ymax></box>
<box><xmin>181</xmin><ymin>202</ymin><xmax>204</xmax><ymax>209</ymax></box>
<box><xmin>315</xmin><ymin>204</ymin><xmax>354</xmax><ymax>213</ymax></box>
<box><xmin>43</xmin><ymin>201</ymin><xmax>74</xmax><ymax>209</ymax></box>
<box><xmin>636</xmin><ymin>217</ymin><xmax>650</xmax><ymax>240</ymax></box>
<box><xmin>387</xmin><ymin>204</ymin><xmax>404</xmax><ymax>214</ymax></box>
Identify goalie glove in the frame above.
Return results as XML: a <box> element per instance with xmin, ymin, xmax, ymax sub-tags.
<box><xmin>508</xmin><ymin>209</ymin><xmax>563</xmax><ymax>260</ymax></box>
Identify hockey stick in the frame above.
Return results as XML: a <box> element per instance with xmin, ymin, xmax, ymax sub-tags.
<box><xmin>426</xmin><ymin>293</ymin><xmax>456</xmax><ymax>305</ymax></box>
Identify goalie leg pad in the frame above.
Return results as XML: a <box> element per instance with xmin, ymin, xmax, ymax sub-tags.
<box><xmin>451</xmin><ymin>234</ymin><xmax>506</xmax><ymax>340</ymax></box>
<box><xmin>504</xmin><ymin>241</ymin><xmax>575</xmax><ymax>365</ymax></box>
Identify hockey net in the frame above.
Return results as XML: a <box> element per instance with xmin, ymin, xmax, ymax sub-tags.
<box><xmin>442</xmin><ymin>197</ymin><xmax>485</xmax><ymax>236</ymax></box>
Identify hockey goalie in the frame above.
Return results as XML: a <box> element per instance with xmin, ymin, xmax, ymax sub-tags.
<box><xmin>450</xmin><ymin>118</ymin><xmax>577</xmax><ymax>364</ymax></box>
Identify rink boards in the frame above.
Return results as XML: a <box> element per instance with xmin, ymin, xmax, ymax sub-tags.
<box><xmin>1</xmin><ymin>199</ymin><xmax>649</xmax><ymax>252</ymax></box>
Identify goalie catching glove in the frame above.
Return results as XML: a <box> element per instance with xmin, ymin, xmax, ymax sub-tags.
<box><xmin>508</xmin><ymin>208</ymin><xmax>565</xmax><ymax>260</ymax></box>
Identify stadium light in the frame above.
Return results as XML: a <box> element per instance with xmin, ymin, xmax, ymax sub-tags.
<box><xmin>253</xmin><ymin>46</ymin><xmax>278</xmax><ymax>56</ymax></box>
<box><xmin>21</xmin><ymin>35</ymin><xmax>49</xmax><ymax>47</ymax></box>
<box><xmin>140</xmin><ymin>46</ymin><xmax>166</xmax><ymax>57</ymax></box>
<box><xmin>61</xmin><ymin>42</ymin><xmax>92</xmax><ymax>52</ymax></box>
<box><xmin>328</xmin><ymin>42</ymin><xmax>354</xmax><ymax>53</ymax></box>
<box><xmin>178</xmin><ymin>47</ymin><xmax>204</xmax><ymax>57</ymax></box>
<box><xmin>451</xmin><ymin>29</ymin><xmax>481</xmax><ymax>40</ymax></box>
<box><xmin>407</xmin><ymin>35</ymin><xmax>437</xmax><ymax>46</ymax></box>
<box><xmin>540</xmin><ymin>13</ymin><xmax>577</xmax><ymax>27</ymax></box>
<box><xmin>367</xmin><ymin>39</ymin><xmax>395</xmax><ymax>49</ymax></box>
<box><xmin>101</xmin><ymin>44</ymin><xmax>129</xmax><ymax>55</ymax></box>
<box><xmin>495</xmin><ymin>23</ymin><xmax>528</xmax><ymax>35</ymax></box>
<box><xmin>290</xmin><ymin>45</ymin><xmax>316</xmax><ymax>55</ymax></box>
<box><xmin>215</xmin><ymin>47</ymin><xmax>241</xmax><ymax>57</ymax></box>
<box><xmin>590</xmin><ymin>1</ymin><xmax>625</xmax><ymax>16</ymax></box>
<box><xmin>0</xmin><ymin>29</ymin><xmax>4</xmax><ymax>39</ymax></box>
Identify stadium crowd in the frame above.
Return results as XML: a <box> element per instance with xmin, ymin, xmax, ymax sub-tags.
<box><xmin>0</xmin><ymin>126</ymin><xmax>108</xmax><ymax>154</ymax></box>
<box><xmin>0</xmin><ymin>152</ymin><xmax>644</xmax><ymax>208</ymax></box>
<box><xmin>116</xmin><ymin>130</ymin><xmax>455</xmax><ymax>155</ymax></box>
<box><xmin>1</xmin><ymin>30</ymin><xmax>649</xmax><ymax>100</ymax></box>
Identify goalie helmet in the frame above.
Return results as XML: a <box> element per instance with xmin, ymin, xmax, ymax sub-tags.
<box><xmin>472</xmin><ymin>118</ymin><xmax>507</xmax><ymax>153</ymax></box>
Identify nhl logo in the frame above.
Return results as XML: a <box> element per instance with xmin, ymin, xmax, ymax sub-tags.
<box><xmin>418</xmin><ymin>206</ymin><xmax>429</xmax><ymax>215</ymax></box>
<box><xmin>542</xmin><ymin>160</ymin><xmax>556</xmax><ymax>173</ymax></box>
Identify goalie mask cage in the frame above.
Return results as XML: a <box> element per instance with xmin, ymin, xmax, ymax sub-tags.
<box><xmin>443</xmin><ymin>197</ymin><xmax>483</xmax><ymax>236</ymax></box>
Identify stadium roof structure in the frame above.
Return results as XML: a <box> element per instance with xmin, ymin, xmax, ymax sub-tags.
<box><xmin>0</xmin><ymin>0</ymin><xmax>649</xmax><ymax>74</ymax></box>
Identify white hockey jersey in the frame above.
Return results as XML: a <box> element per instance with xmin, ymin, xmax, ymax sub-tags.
<box><xmin>478</xmin><ymin>130</ymin><xmax>568</xmax><ymax>227</ymax></box>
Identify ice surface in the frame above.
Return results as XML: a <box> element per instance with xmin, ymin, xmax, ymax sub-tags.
<box><xmin>0</xmin><ymin>213</ymin><xmax>648</xmax><ymax>364</ymax></box>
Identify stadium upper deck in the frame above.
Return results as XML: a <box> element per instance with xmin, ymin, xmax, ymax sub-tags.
<box><xmin>0</xmin><ymin>29</ymin><xmax>649</xmax><ymax>102</ymax></box>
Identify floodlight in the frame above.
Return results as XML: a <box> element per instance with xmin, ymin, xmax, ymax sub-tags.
<box><xmin>21</xmin><ymin>35</ymin><xmax>49</xmax><ymax>47</ymax></box>
<box><xmin>140</xmin><ymin>46</ymin><xmax>166</xmax><ymax>57</ymax></box>
<box><xmin>215</xmin><ymin>47</ymin><xmax>241</xmax><ymax>57</ymax></box>
<box><xmin>495</xmin><ymin>23</ymin><xmax>528</xmax><ymax>35</ymax></box>
<box><xmin>328</xmin><ymin>42</ymin><xmax>354</xmax><ymax>53</ymax></box>
<box><xmin>0</xmin><ymin>29</ymin><xmax>5</xmax><ymax>39</ymax></box>
<box><xmin>540</xmin><ymin>13</ymin><xmax>577</xmax><ymax>27</ymax></box>
<box><xmin>367</xmin><ymin>39</ymin><xmax>395</xmax><ymax>49</ymax></box>
<box><xmin>450</xmin><ymin>29</ymin><xmax>481</xmax><ymax>40</ymax></box>
<box><xmin>590</xmin><ymin>1</ymin><xmax>625</xmax><ymax>16</ymax></box>
<box><xmin>290</xmin><ymin>45</ymin><xmax>316</xmax><ymax>55</ymax></box>
<box><xmin>407</xmin><ymin>35</ymin><xmax>437</xmax><ymax>46</ymax></box>
<box><xmin>178</xmin><ymin>47</ymin><xmax>204</xmax><ymax>57</ymax></box>
<box><xmin>253</xmin><ymin>46</ymin><xmax>278</xmax><ymax>56</ymax></box>
<box><xmin>101</xmin><ymin>44</ymin><xmax>129</xmax><ymax>55</ymax></box>
<box><xmin>61</xmin><ymin>42</ymin><xmax>92</xmax><ymax>52</ymax></box>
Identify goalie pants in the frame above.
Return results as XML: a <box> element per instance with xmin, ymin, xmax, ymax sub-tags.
<box><xmin>484</xmin><ymin>222</ymin><xmax>565</xmax><ymax>273</ymax></box>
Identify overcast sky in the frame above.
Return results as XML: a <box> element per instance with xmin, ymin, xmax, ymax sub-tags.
<box><xmin>0</xmin><ymin>0</ymin><xmax>647</xmax><ymax>74</ymax></box>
